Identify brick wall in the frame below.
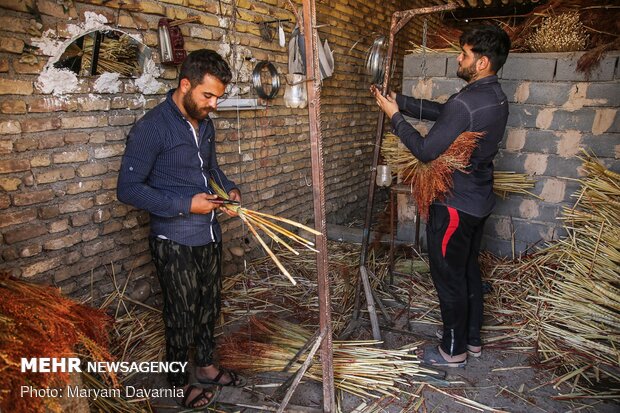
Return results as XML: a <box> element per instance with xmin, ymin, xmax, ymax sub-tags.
<box><xmin>400</xmin><ymin>51</ymin><xmax>620</xmax><ymax>257</ymax></box>
<box><xmin>0</xmin><ymin>0</ymin><xmax>437</xmax><ymax>302</ymax></box>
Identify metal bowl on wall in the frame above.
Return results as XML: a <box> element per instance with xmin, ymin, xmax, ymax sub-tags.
<box><xmin>366</xmin><ymin>36</ymin><xmax>386</xmax><ymax>85</ymax></box>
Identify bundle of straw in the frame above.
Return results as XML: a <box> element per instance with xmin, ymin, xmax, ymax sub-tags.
<box><xmin>493</xmin><ymin>171</ymin><xmax>539</xmax><ymax>200</ymax></box>
<box><xmin>525</xmin><ymin>11</ymin><xmax>588</xmax><ymax>53</ymax></box>
<box><xmin>80</xmin><ymin>34</ymin><xmax>140</xmax><ymax>77</ymax></box>
<box><xmin>380</xmin><ymin>132</ymin><xmax>482</xmax><ymax>218</ymax></box>
<box><xmin>218</xmin><ymin>316</ymin><xmax>438</xmax><ymax>399</ymax></box>
<box><xmin>210</xmin><ymin>178</ymin><xmax>322</xmax><ymax>286</ymax></box>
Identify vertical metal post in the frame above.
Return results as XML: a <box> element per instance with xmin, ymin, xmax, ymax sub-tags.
<box><xmin>302</xmin><ymin>0</ymin><xmax>335</xmax><ymax>411</ymax></box>
<box><xmin>356</xmin><ymin>2</ymin><xmax>459</xmax><ymax>338</ymax></box>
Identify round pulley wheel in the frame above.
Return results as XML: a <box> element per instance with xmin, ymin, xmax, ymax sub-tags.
<box><xmin>252</xmin><ymin>61</ymin><xmax>281</xmax><ymax>100</ymax></box>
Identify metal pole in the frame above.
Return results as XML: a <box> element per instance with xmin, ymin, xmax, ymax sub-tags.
<box><xmin>356</xmin><ymin>2</ymin><xmax>459</xmax><ymax>338</ymax></box>
<box><xmin>302</xmin><ymin>0</ymin><xmax>335</xmax><ymax>411</ymax></box>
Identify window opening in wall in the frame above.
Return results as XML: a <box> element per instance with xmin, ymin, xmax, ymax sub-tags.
<box><xmin>53</xmin><ymin>30</ymin><xmax>149</xmax><ymax>77</ymax></box>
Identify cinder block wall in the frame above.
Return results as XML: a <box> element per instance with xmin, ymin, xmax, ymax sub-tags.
<box><xmin>0</xmin><ymin>0</ymin><xmax>436</xmax><ymax>302</ymax></box>
<box><xmin>400</xmin><ymin>51</ymin><xmax>619</xmax><ymax>257</ymax></box>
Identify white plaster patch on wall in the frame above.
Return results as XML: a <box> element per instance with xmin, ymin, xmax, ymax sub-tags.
<box><xmin>562</xmin><ymin>83</ymin><xmax>605</xmax><ymax>112</ymax></box>
<box><xmin>514</xmin><ymin>81</ymin><xmax>530</xmax><ymax>103</ymax></box>
<box><xmin>31</xmin><ymin>28</ymin><xmax>65</xmax><ymax>57</ymax></box>
<box><xmin>412</xmin><ymin>78</ymin><xmax>433</xmax><ymax>100</ymax></box>
<box><xmin>536</xmin><ymin>108</ymin><xmax>555</xmax><ymax>130</ymax></box>
<box><xmin>36</xmin><ymin>67</ymin><xmax>79</xmax><ymax>95</ymax></box>
<box><xmin>518</xmin><ymin>199</ymin><xmax>539</xmax><ymax>219</ymax></box>
<box><xmin>218</xmin><ymin>16</ymin><xmax>230</xmax><ymax>29</ymax></box>
<box><xmin>592</xmin><ymin>108</ymin><xmax>616</xmax><ymax>135</ymax></box>
<box><xmin>134</xmin><ymin>57</ymin><xmax>163</xmax><ymax>95</ymax></box>
<box><xmin>66</xmin><ymin>11</ymin><xmax>109</xmax><ymax>38</ymax></box>
<box><xmin>505</xmin><ymin>128</ymin><xmax>526</xmax><ymax>151</ymax></box>
<box><xmin>524</xmin><ymin>153</ymin><xmax>548</xmax><ymax>175</ymax></box>
<box><xmin>217</xmin><ymin>42</ymin><xmax>232</xmax><ymax>60</ymax></box>
<box><xmin>94</xmin><ymin>72</ymin><xmax>122</xmax><ymax>94</ymax></box>
<box><xmin>494</xmin><ymin>217</ymin><xmax>512</xmax><ymax>240</ymax></box>
<box><xmin>555</xmin><ymin>130</ymin><xmax>582</xmax><ymax>158</ymax></box>
<box><xmin>540</xmin><ymin>178</ymin><xmax>566</xmax><ymax>203</ymax></box>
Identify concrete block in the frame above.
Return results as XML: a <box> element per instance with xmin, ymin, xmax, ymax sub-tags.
<box><xmin>547</xmin><ymin>108</ymin><xmax>597</xmax><ymax>132</ymax></box>
<box><xmin>444</xmin><ymin>57</ymin><xmax>460</xmax><ymax>79</ymax></box>
<box><xmin>543</xmin><ymin>155</ymin><xmax>584</xmax><ymax>179</ymax></box>
<box><xmin>586</xmin><ymin>83</ymin><xmax>620</xmax><ymax>107</ymax></box>
<box><xmin>512</xmin><ymin>129</ymin><xmax>559</xmax><ymax>154</ymax></box>
<box><xmin>521</xmin><ymin>82</ymin><xmax>573</xmax><ymax>106</ymax></box>
<box><xmin>481</xmin><ymin>235</ymin><xmax>528</xmax><ymax>258</ymax></box>
<box><xmin>431</xmin><ymin>78</ymin><xmax>464</xmax><ymax>100</ymax></box>
<box><xmin>555</xmin><ymin>52</ymin><xmax>617</xmax><ymax>82</ymax></box>
<box><xmin>501</xmin><ymin>53</ymin><xmax>556</xmax><ymax>81</ymax></box>
<box><xmin>493</xmin><ymin>197</ymin><xmax>565</xmax><ymax>223</ymax></box>
<box><xmin>580</xmin><ymin>133</ymin><xmax>620</xmax><ymax>159</ymax></box>
<box><xmin>403</xmin><ymin>53</ymin><xmax>448</xmax><ymax>78</ymax></box>
<box><xmin>507</xmin><ymin>104</ymin><xmax>540</xmax><ymax>128</ymax></box>
<box><xmin>495</xmin><ymin>151</ymin><xmax>527</xmax><ymax>174</ymax></box>
<box><xmin>499</xmin><ymin>80</ymin><xmax>519</xmax><ymax>103</ymax></box>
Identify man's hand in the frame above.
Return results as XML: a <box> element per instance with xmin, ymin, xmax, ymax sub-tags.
<box><xmin>190</xmin><ymin>193</ymin><xmax>221</xmax><ymax>214</ymax></box>
<box><xmin>221</xmin><ymin>189</ymin><xmax>241</xmax><ymax>217</ymax></box>
<box><xmin>370</xmin><ymin>85</ymin><xmax>399</xmax><ymax>119</ymax></box>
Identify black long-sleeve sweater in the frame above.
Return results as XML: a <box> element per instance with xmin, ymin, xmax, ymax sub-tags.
<box><xmin>390</xmin><ymin>75</ymin><xmax>509</xmax><ymax>217</ymax></box>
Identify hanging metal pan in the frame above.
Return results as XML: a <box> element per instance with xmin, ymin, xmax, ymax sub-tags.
<box><xmin>252</xmin><ymin>61</ymin><xmax>281</xmax><ymax>100</ymax></box>
<box><xmin>366</xmin><ymin>36</ymin><xmax>386</xmax><ymax>85</ymax></box>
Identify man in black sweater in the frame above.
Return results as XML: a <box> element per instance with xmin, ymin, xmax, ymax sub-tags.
<box><xmin>372</xmin><ymin>25</ymin><xmax>511</xmax><ymax>367</ymax></box>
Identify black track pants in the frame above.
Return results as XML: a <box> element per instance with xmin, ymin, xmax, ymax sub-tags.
<box><xmin>426</xmin><ymin>204</ymin><xmax>488</xmax><ymax>356</ymax></box>
<box><xmin>149</xmin><ymin>237</ymin><xmax>222</xmax><ymax>387</ymax></box>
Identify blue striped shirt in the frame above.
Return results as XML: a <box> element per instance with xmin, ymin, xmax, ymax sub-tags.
<box><xmin>117</xmin><ymin>89</ymin><xmax>237</xmax><ymax>246</ymax></box>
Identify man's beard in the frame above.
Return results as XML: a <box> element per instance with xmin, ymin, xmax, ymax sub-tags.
<box><xmin>457</xmin><ymin>61</ymin><xmax>477</xmax><ymax>82</ymax></box>
<box><xmin>182</xmin><ymin>90</ymin><xmax>211</xmax><ymax>121</ymax></box>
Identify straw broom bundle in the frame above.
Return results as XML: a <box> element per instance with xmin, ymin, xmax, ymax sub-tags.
<box><xmin>381</xmin><ymin>132</ymin><xmax>482</xmax><ymax>218</ymax></box>
<box><xmin>493</xmin><ymin>171</ymin><xmax>539</xmax><ymax>200</ymax></box>
<box><xmin>0</xmin><ymin>274</ymin><xmax>114</xmax><ymax>413</ymax></box>
<box><xmin>210</xmin><ymin>178</ymin><xmax>321</xmax><ymax>286</ymax></box>
<box><xmin>218</xmin><ymin>316</ymin><xmax>438</xmax><ymax>399</ymax></box>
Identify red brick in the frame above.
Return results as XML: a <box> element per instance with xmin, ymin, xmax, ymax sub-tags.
<box><xmin>38</xmin><ymin>205</ymin><xmax>60</xmax><ymax>219</ymax></box>
<box><xmin>0</xmin><ymin>59</ymin><xmax>7</xmax><ymax>72</ymax></box>
<box><xmin>48</xmin><ymin>218</ymin><xmax>69</xmax><ymax>233</ymax></box>
<box><xmin>81</xmin><ymin>228</ymin><xmax>99</xmax><ymax>242</ymax></box>
<box><xmin>3</xmin><ymin>223</ymin><xmax>47</xmax><ymax>244</ymax></box>
<box><xmin>12</xmin><ymin>189</ymin><xmax>54</xmax><ymax>206</ymax></box>
<box><xmin>94</xmin><ymin>144</ymin><xmax>125</xmax><ymax>159</ymax></box>
<box><xmin>66</xmin><ymin>180</ymin><xmax>102</xmax><ymax>195</ymax></box>
<box><xmin>14</xmin><ymin>137</ymin><xmax>37</xmax><ymax>152</ymax></box>
<box><xmin>64</xmin><ymin>132</ymin><xmax>89</xmax><ymax>145</ymax></box>
<box><xmin>27</xmin><ymin>97</ymin><xmax>76</xmax><ymax>112</ymax></box>
<box><xmin>0</xmin><ymin>36</ymin><xmax>24</xmax><ymax>53</ymax></box>
<box><xmin>0</xmin><ymin>120</ymin><xmax>21</xmax><ymax>134</ymax></box>
<box><xmin>30</xmin><ymin>155</ymin><xmax>51</xmax><ymax>167</ymax></box>
<box><xmin>70</xmin><ymin>212</ymin><xmax>91</xmax><ymax>227</ymax></box>
<box><xmin>19</xmin><ymin>243</ymin><xmax>42</xmax><ymax>258</ymax></box>
<box><xmin>35</xmin><ymin>167</ymin><xmax>75</xmax><ymax>184</ymax></box>
<box><xmin>0</xmin><ymin>193</ymin><xmax>9</xmax><ymax>208</ymax></box>
<box><xmin>1</xmin><ymin>100</ymin><xmax>27</xmax><ymax>114</ymax></box>
<box><xmin>76</xmin><ymin>163</ymin><xmax>108</xmax><ymax>177</ymax></box>
<box><xmin>38</xmin><ymin>134</ymin><xmax>65</xmax><ymax>149</ymax></box>
<box><xmin>0</xmin><ymin>159</ymin><xmax>30</xmax><ymax>173</ymax></box>
<box><xmin>0</xmin><ymin>78</ymin><xmax>33</xmax><ymax>95</ymax></box>
<box><xmin>95</xmin><ymin>191</ymin><xmax>116</xmax><ymax>205</ymax></box>
<box><xmin>0</xmin><ymin>139</ymin><xmax>11</xmax><ymax>154</ymax></box>
<box><xmin>37</xmin><ymin>0</ymin><xmax>78</xmax><ymax>18</ymax></box>
<box><xmin>82</xmin><ymin>238</ymin><xmax>115</xmax><ymax>257</ymax></box>
<box><xmin>43</xmin><ymin>232</ymin><xmax>82</xmax><ymax>251</ymax></box>
<box><xmin>52</xmin><ymin>150</ymin><xmax>89</xmax><ymax>164</ymax></box>
<box><xmin>59</xmin><ymin>197</ymin><xmax>93</xmax><ymax>213</ymax></box>
<box><xmin>13</xmin><ymin>59</ymin><xmax>46</xmax><ymax>74</ymax></box>
<box><xmin>21</xmin><ymin>256</ymin><xmax>63</xmax><ymax>278</ymax></box>
<box><xmin>0</xmin><ymin>177</ymin><xmax>21</xmax><ymax>191</ymax></box>
<box><xmin>102</xmin><ymin>221</ymin><xmax>123</xmax><ymax>235</ymax></box>
<box><xmin>21</xmin><ymin>117</ymin><xmax>61</xmax><ymax>133</ymax></box>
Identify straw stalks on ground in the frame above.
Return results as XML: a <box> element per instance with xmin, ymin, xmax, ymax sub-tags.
<box><xmin>218</xmin><ymin>317</ymin><xmax>439</xmax><ymax>399</ymax></box>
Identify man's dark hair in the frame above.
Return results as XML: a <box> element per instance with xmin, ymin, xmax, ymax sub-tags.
<box><xmin>178</xmin><ymin>49</ymin><xmax>232</xmax><ymax>87</ymax></box>
<box><xmin>459</xmin><ymin>25</ymin><xmax>511</xmax><ymax>73</ymax></box>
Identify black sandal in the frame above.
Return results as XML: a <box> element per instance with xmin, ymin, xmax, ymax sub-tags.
<box><xmin>179</xmin><ymin>384</ymin><xmax>218</xmax><ymax>410</ymax></box>
<box><xmin>197</xmin><ymin>368</ymin><xmax>247</xmax><ymax>388</ymax></box>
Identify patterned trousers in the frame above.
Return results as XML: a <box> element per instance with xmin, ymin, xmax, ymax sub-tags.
<box><xmin>149</xmin><ymin>237</ymin><xmax>222</xmax><ymax>386</ymax></box>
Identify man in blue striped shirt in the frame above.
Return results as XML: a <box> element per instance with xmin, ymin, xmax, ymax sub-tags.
<box><xmin>118</xmin><ymin>49</ymin><xmax>243</xmax><ymax>409</ymax></box>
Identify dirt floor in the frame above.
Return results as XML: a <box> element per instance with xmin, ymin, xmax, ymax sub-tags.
<box><xmin>140</xmin><ymin>312</ymin><xmax>619</xmax><ymax>413</ymax></box>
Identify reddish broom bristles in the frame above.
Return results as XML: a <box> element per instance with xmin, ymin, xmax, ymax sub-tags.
<box><xmin>382</xmin><ymin>131</ymin><xmax>482</xmax><ymax>218</ymax></box>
